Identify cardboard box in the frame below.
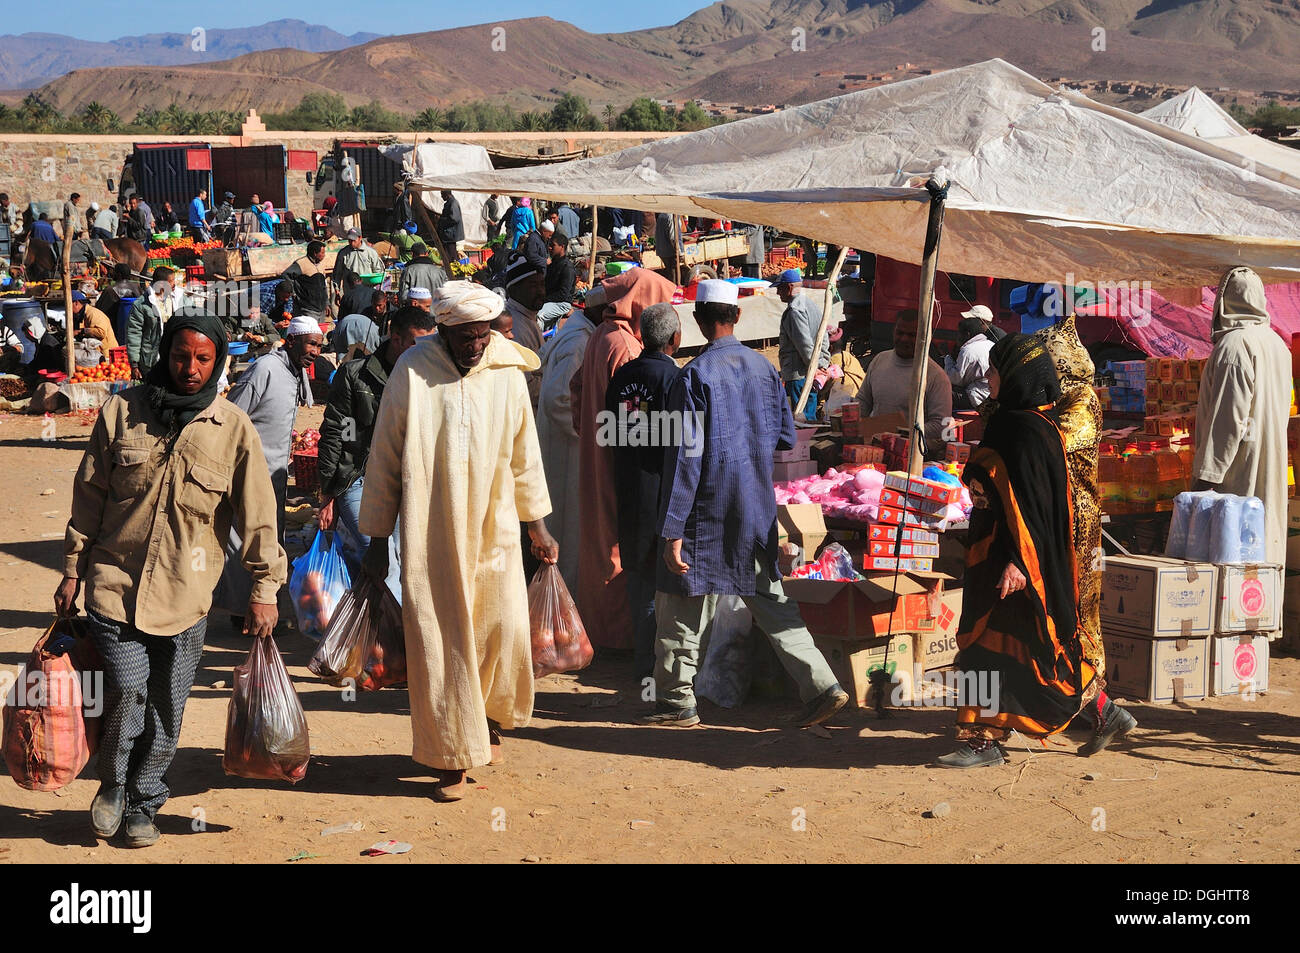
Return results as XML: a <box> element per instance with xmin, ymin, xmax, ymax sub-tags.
<box><xmin>813</xmin><ymin>633</ymin><xmax>915</xmax><ymax>707</ymax></box>
<box><xmin>1103</xmin><ymin>631</ymin><xmax>1209</xmax><ymax>703</ymax></box>
<box><xmin>811</xmin><ymin>438</ymin><xmax>841</xmax><ymax>472</ymax></box>
<box><xmin>1210</xmin><ymin>632</ymin><xmax>1271</xmax><ymax>696</ymax></box>
<box><xmin>772</xmin><ymin>460</ymin><xmax>818</xmax><ymax>483</ymax></box>
<box><xmin>776</xmin><ymin>504</ymin><xmax>827</xmax><ymax>562</ymax></box>
<box><xmin>883</xmin><ymin>470</ymin><xmax>963</xmax><ymax>506</ymax></box>
<box><xmin>879</xmin><ymin>486</ymin><xmax>951</xmax><ymax>514</ymax></box>
<box><xmin>917</xmin><ymin>590</ymin><xmax>962</xmax><ymax>670</ymax></box>
<box><xmin>867</xmin><ymin>539</ymin><xmax>941</xmax><ymax>559</ymax></box>
<box><xmin>785</xmin><ymin>574</ymin><xmax>928</xmax><ymax>639</ymax></box>
<box><xmin>945</xmin><ymin>442</ymin><xmax>972</xmax><ymax>463</ymax></box>
<box><xmin>1099</xmin><ymin>556</ymin><xmax>1217</xmax><ymax>638</ymax></box>
<box><xmin>857</xmin><ymin>411</ymin><xmax>907</xmax><ymax>443</ymax></box>
<box><xmin>842</xmin><ymin>444</ymin><xmax>884</xmax><ymax>465</ymax></box>
<box><xmin>1288</xmin><ymin>499</ymin><xmax>1300</xmax><ymax>532</ymax></box>
<box><xmin>774</xmin><ymin>443</ymin><xmax>811</xmax><ymax>463</ymax></box>
<box><xmin>865</xmin><ymin>555</ymin><xmax>934</xmax><ymax>573</ymax></box>
<box><xmin>867</xmin><ymin>523</ymin><xmax>939</xmax><ymax>545</ymax></box>
<box><xmin>876</xmin><ymin>504</ymin><xmax>950</xmax><ymax>530</ymax></box>
<box><xmin>1216</xmin><ymin>564</ymin><xmax>1282</xmax><ymax>633</ymax></box>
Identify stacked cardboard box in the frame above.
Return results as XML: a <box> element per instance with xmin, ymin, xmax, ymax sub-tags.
<box><xmin>1210</xmin><ymin>562</ymin><xmax>1280</xmax><ymax>696</ymax></box>
<box><xmin>1100</xmin><ymin>556</ymin><xmax>1216</xmax><ymax>703</ymax></box>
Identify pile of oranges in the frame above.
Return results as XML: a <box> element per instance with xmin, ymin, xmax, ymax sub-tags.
<box><xmin>69</xmin><ymin>349</ymin><xmax>132</xmax><ymax>384</ymax></box>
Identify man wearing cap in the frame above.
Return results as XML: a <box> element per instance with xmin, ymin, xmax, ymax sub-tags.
<box><xmin>280</xmin><ymin>240</ymin><xmax>330</xmax><ymax>319</ymax></box>
<box><xmin>502</xmin><ymin>253</ymin><xmax>547</xmax><ymax>403</ymax></box>
<box><xmin>360</xmin><ymin>280</ymin><xmax>557</xmax><ymax>801</ymax></box>
<box><xmin>571</xmin><ymin>267</ymin><xmax>676</xmax><ymax>651</ymax></box>
<box><xmin>437</xmin><ymin>191</ymin><xmax>465</xmax><ymax>256</ymax></box>
<box><xmin>333</xmin><ymin>228</ymin><xmax>385</xmax><ymax>287</ymax></box>
<box><xmin>406</xmin><ymin>286</ymin><xmax>435</xmax><ymax>314</ymax></box>
<box><xmin>856</xmin><ymin>308</ymin><xmax>953</xmax><ymax>458</ymax></box>
<box><xmin>642</xmin><ymin>279</ymin><xmax>849</xmax><ymax>728</ymax></box>
<box><xmin>537</xmin><ymin>286</ymin><xmax>604</xmax><ymax>593</ymax></box>
<box><xmin>382</xmin><ymin>221</ymin><xmax>421</xmax><ymax>263</ymax></box>
<box><xmin>946</xmin><ymin>304</ymin><xmax>1003</xmax><ymax>409</ymax></box>
<box><xmin>71</xmin><ymin>290</ymin><xmax>119</xmax><ymax>356</ymax></box>
<box><xmin>213</xmin><ymin>317</ymin><xmax>323</xmax><ymax>625</ymax></box>
<box><xmin>776</xmin><ymin>268</ymin><xmax>830</xmax><ymax>423</ymax></box>
<box><xmin>399</xmin><ymin>242</ymin><xmax>447</xmax><ymax>301</ymax></box>
<box><xmin>519</xmin><ymin>218</ymin><xmax>551</xmax><ymax>274</ymax></box>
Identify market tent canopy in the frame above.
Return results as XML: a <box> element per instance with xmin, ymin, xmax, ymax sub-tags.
<box><xmin>1140</xmin><ymin>87</ymin><xmax>1300</xmax><ymax>185</ymax></box>
<box><xmin>410</xmin><ymin>59</ymin><xmax>1300</xmax><ymax>287</ymax></box>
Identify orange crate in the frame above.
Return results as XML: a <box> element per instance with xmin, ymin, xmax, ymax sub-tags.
<box><xmin>292</xmin><ymin>450</ymin><xmax>319</xmax><ymax>493</ymax></box>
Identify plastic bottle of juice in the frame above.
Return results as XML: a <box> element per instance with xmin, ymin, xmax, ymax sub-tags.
<box><xmin>1126</xmin><ymin>446</ymin><xmax>1158</xmax><ymax>514</ymax></box>
<box><xmin>1154</xmin><ymin>444</ymin><xmax>1185</xmax><ymax>512</ymax></box>
<box><xmin>1176</xmin><ymin>443</ymin><xmax>1193</xmax><ymax>492</ymax></box>
<box><xmin>1097</xmin><ymin>447</ymin><xmax>1128</xmax><ymax>516</ymax></box>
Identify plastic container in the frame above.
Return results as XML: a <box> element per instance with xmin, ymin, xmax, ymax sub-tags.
<box><xmin>1126</xmin><ymin>450</ymin><xmax>1158</xmax><ymax>514</ymax></box>
<box><xmin>1098</xmin><ymin>449</ymin><xmax>1128</xmax><ymax>516</ymax></box>
<box><xmin>1154</xmin><ymin>445</ymin><xmax>1185</xmax><ymax>513</ymax></box>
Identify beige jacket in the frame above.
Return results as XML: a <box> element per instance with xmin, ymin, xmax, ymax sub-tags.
<box><xmin>64</xmin><ymin>388</ymin><xmax>287</xmax><ymax>636</ymax></box>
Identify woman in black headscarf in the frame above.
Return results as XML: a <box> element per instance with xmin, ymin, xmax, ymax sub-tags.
<box><xmin>144</xmin><ymin>307</ymin><xmax>229</xmax><ymax>435</ymax></box>
<box><xmin>935</xmin><ymin>333</ymin><xmax>1135</xmax><ymax>768</ymax></box>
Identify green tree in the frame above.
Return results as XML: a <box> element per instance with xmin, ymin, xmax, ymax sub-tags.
<box><xmin>80</xmin><ymin>101</ymin><xmax>120</xmax><ymax>132</ymax></box>
<box><xmin>548</xmin><ymin>93</ymin><xmax>595</xmax><ymax>131</ymax></box>
<box><xmin>134</xmin><ymin>106</ymin><xmax>167</xmax><ymax>131</ymax></box>
<box><xmin>616</xmin><ymin>97</ymin><xmax>672</xmax><ymax>132</ymax></box>
<box><xmin>676</xmin><ymin>100</ymin><xmax>712</xmax><ymax>131</ymax></box>
<box><xmin>516</xmin><ymin>110</ymin><xmax>547</xmax><ymax>132</ymax></box>
<box><xmin>603</xmin><ymin>103</ymin><xmax>616</xmax><ymax>130</ymax></box>
<box><xmin>412</xmin><ymin>106</ymin><xmax>445</xmax><ymax>131</ymax></box>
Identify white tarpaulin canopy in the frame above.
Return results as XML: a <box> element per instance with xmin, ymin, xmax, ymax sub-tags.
<box><xmin>1140</xmin><ymin>87</ymin><xmax>1300</xmax><ymax>186</ymax></box>
<box><xmin>390</xmin><ymin>142</ymin><xmax>495</xmax><ymax>245</ymax></box>
<box><xmin>410</xmin><ymin>59</ymin><xmax>1300</xmax><ymax>287</ymax></box>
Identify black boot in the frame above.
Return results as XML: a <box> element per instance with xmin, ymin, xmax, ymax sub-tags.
<box><xmin>1079</xmin><ymin>700</ymin><xmax>1137</xmax><ymax>757</ymax></box>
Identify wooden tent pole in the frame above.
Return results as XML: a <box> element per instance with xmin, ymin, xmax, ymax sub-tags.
<box><xmin>905</xmin><ymin>174</ymin><xmax>950</xmax><ymax>476</ymax></box>
<box><xmin>62</xmin><ymin>208</ymin><xmax>75</xmax><ymax>381</ymax></box>
<box><xmin>673</xmin><ymin>214</ymin><xmax>683</xmax><ymax>286</ymax></box>
<box><xmin>794</xmin><ymin>245</ymin><xmax>848</xmax><ymax>418</ymax></box>
<box><xmin>411</xmin><ymin>189</ymin><xmax>454</xmax><ymax>271</ymax></box>
<box><xmin>587</xmin><ymin>203</ymin><xmax>599</xmax><ymax>287</ymax></box>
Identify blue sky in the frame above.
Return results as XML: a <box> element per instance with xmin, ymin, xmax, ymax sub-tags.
<box><xmin>10</xmin><ymin>3</ymin><xmax>706</xmax><ymax>40</ymax></box>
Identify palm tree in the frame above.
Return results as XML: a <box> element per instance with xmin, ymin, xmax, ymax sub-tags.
<box><xmin>134</xmin><ymin>106</ymin><xmax>166</xmax><ymax>131</ymax></box>
<box><xmin>603</xmin><ymin>103</ymin><xmax>616</xmax><ymax>131</ymax></box>
<box><xmin>81</xmin><ymin>101</ymin><xmax>119</xmax><ymax>131</ymax></box>
<box><xmin>413</xmin><ymin>106</ymin><xmax>445</xmax><ymax>131</ymax></box>
<box><xmin>163</xmin><ymin>103</ymin><xmax>189</xmax><ymax>134</ymax></box>
<box><xmin>516</xmin><ymin>111</ymin><xmax>546</xmax><ymax>132</ymax></box>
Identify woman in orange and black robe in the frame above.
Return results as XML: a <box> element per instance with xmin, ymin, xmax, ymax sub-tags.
<box><xmin>937</xmin><ymin>333</ymin><xmax>1134</xmax><ymax>768</ymax></box>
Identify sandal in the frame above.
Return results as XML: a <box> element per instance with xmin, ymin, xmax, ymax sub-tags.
<box><xmin>432</xmin><ymin>770</ymin><xmax>467</xmax><ymax>802</ymax></box>
<box><xmin>488</xmin><ymin>720</ymin><xmax>504</xmax><ymax>766</ymax></box>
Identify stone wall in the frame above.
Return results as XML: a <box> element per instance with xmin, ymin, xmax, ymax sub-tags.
<box><xmin>0</xmin><ymin>129</ymin><xmax>677</xmax><ymax>224</ymax></box>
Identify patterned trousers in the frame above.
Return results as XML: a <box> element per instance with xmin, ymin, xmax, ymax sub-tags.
<box><xmin>88</xmin><ymin>610</ymin><xmax>207</xmax><ymax>819</ymax></box>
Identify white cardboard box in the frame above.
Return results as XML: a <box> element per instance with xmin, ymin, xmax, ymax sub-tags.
<box><xmin>1099</xmin><ymin>556</ymin><xmax>1217</xmax><ymax>638</ymax></box>
<box><xmin>1215</xmin><ymin>564</ymin><xmax>1282</xmax><ymax>634</ymax></box>
<box><xmin>774</xmin><ymin>443</ymin><xmax>811</xmax><ymax>464</ymax></box>
<box><xmin>1210</xmin><ymin>632</ymin><xmax>1271</xmax><ymax>696</ymax></box>
<box><xmin>1103</xmin><ymin>630</ymin><xmax>1209</xmax><ymax>704</ymax></box>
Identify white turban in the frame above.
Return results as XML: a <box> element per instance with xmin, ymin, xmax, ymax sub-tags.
<box><xmin>433</xmin><ymin>280</ymin><xmax>505</xmax><ymax>326</ymax></box>
<box><xmin>407</xmin><ymin>286</ymin><xmax>432</xmax><ymax>301</ymax></box>
<box><xmin>286</xmin><ymin>316</ymin><xmax>324</xmax><ymax>337</ymax></box>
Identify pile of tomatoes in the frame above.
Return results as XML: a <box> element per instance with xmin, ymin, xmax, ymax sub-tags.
<box><xmin>69</xmin><ymin>350</ymin><xmax>132</xmax><ymax>384</ymax></box>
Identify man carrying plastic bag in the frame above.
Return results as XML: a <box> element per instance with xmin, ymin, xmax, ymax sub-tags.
<box><xmin>359</xmin><ymin>281</ymin><xmax>558</xmax><ymax>802</ymax></box>
<box><xmin>57</xmin><ymin>308</ymin><xmax>287</xmax><ymax>848</ymax></box>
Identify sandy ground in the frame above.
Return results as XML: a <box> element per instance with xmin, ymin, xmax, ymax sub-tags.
<box><xmin>2</xmin><ymin>407</ymin><xmax>1299</xmax><ymax>865</ymax></box>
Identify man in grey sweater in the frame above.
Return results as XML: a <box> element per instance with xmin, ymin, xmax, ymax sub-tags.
<box><xmin>398</xmin><ymin>242</ymin><xmax>447</xmax><ymax>302</ymax></box>
<box><xmin>856</xmin><ymin>308</ymin><xmax>953</xmax><ymax>459</ymax></box>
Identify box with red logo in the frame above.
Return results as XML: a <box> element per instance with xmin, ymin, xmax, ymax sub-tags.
<box><xmin>867</xmin><ymin>538</ymin><xmax>941</xmax><ymax>559</ymax></box>
<box><xmin>865</xmin><ymin>555</ymin><xmax>934</xmax><ymax>573</ymax></box>
<box><xmin>1215</xmin><ymin>564</ymin><xmax>1282</xmax><ymax>634</ymax></box>
<box><xmin>876</xmin><ymin>504</ymin><xmax>950</xmax><ymax>531</ymax></box>
<box><xmin>879</xmin><ymin>486</ymin><xmax>952</xmax><ymax>515</ymax></box>
<box><xmin>882</xmin><ymin>470</ymin><xmax>963</xmax><ymax>506</ymax></box>
<box><xmin>1210</xmin><ymin>632</ymin><xmax>1271</xmax><ymax>696</ymax></box>
<box><xmin>866</xmin><ymin>523</ymin><xmax>939</xmax><ymax>545</ymax></box>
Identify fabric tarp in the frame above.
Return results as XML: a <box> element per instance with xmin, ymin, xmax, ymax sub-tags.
<box><xmin>392</xmin><ymin>142</ymin><xmax>495</xmax><ymax>246</ymax></box>
<box><xmin>409</xmin><ymin>59</ymin><xmax>1300</xmax><ymax>288</ymax></box>
<box><xmin>1140</xmin><ymin>87</ymin><xmax>1300</xmax><ymax>184</ymax></box>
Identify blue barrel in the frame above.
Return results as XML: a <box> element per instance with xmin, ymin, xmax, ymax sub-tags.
<box><xmin>2</xmin><ymin>298</ymin><xmax>44</xmax><ymax>364</ymax></box>
<box><xmin>116</xmin><ymin>297</ymin><xmax>137</xmax><ymax>342</ymax></box>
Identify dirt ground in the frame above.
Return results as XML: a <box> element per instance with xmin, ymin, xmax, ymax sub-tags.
<box><xmin>2</xmin><ymin>407</ymin><xmax>1299</xmax><ymax>865</ymax></box>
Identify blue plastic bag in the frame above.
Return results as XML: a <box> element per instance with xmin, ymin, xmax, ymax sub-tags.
<box><xmin>289</xmin><ymin>530</ymin><xmax>352</xmax><ymax>641</ymax></box>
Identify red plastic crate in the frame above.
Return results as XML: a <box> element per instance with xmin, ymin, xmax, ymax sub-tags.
<box><xmin>292</xmin><ymin>450</ymin><xmax>319</xmax><ymax>493</ymax></box>
<box><xmin>108</xmin><ymin>346</ymin><xmax>128</xmax><ymax>365</ymax></box>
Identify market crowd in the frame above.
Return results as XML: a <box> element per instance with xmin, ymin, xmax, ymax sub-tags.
<box><xmin>41</xmin><ymin>190</ymin><xmax>1287</xmax><ymax>845</ymax></box>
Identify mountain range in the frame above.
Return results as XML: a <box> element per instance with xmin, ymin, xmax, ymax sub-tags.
<box><xmin>7</xmin><ymin>2</ymin><xmax>1300</xmax><ymax>119</ymax></box>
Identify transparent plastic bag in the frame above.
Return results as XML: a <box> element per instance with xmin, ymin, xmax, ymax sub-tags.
<box><xmin>309</xmin><ymin>575</ymin><xmax>406</xmax><ymax>691</ymax></box>
<box><xmin>289</xmin><ymin>529</ymin><xmax>352</xmax><ymax>641</ymax></box>
<box><xmin>223</xmin><ymin>636</ymin><xmax>310</xmax><ymax>783</ymax></box>
<box><xmin>528</xmin><ymin>564</ymin><xmax>594</xmax><ymax>679</ymax></box>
